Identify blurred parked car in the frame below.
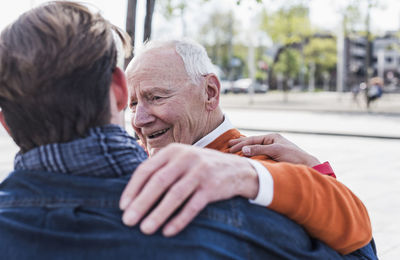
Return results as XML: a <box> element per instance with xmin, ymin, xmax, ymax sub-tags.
<box><xmin>220</xmin><ymin>80</ymin><xmax>233</xmax><ymax>94</ymax></box>
<box><xmin>231</xmin><ymin>78</ymin><xmax>252</xmax><ymax>93</ymax></box>
<box><xmin>254</xmin><ymin>82</ymin><xmax>269</xmax><ymax>93</ymax></box>
<box><xmin>231</xmin><ymin>78</ymin><xmax>268</xmax><ymax>94</ymax></box>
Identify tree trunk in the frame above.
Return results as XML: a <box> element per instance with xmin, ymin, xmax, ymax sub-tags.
<box><xmin>143</xmin><ymin>0</ymin><xmax>156</xmax><ymax>42</ymax></box>
<box><xmin>124</xmin><ymin>0</ymin><xmax>137</xmax><ymax>68</ymax></box>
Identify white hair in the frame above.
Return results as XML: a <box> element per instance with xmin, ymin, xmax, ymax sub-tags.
<box><xmin>132</xmin><ymin>38</ymin><xmax>217</xmax><ymax>85</ymax></box>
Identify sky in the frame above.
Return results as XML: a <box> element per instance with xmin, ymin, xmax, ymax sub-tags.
<box><xmin>0</xmin><ymin>0</ymin><xmax>399</xmax><ymax>48</ymax></box>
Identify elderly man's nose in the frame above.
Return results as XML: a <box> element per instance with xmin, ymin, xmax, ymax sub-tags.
<box><xmin>133</xmin><ymin>105</ymin><xmax>154</xmax><ymax>127</ymax></box>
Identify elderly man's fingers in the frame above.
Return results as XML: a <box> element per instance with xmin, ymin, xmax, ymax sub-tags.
<box><xmin>162</xmin><ymin>192</ymin><xmax>209</xmax><ymax>237</ymax></box>
<box><xmin>121</xmin><ymin>161</ymin><xmax>185</xmax><ymax>226</ymax></box>
<box><xmin>229</xmin><ymin>133</ymin><xmax>287</xmax><ymax>154</ymax></box>
<box><xmin>229</xmin><ymin>135</ymin><xmax>266</xmax><ymax>153</ymax></box>
<box><xmin>120</xmin><ymin>147</ymin><xmax>172</xmax><ymax>210</ymax></box>
<box><xmin>120</xmin><ymin>161</ymin><xmax>163</xmax><ymax>210</ymax></box>
<box><xmin>228</xmin><ymin>136</ymin><xmax>247</xmax><ymax>146</ymax></box>
<box><xmin>139</xmin><ymin>172</ymin><xmax>200</xmax><ymax>235</ymax></box>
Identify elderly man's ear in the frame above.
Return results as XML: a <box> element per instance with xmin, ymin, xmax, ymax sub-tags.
<box><xmin>0</xmin><ymin>110</ymin><xmax>11</xmax><ymax>136</ymax></box>
<box><xmin>204</xmin><ymin>74</ymin><xmax>220</xmax><ymax>111</ymax></box>
<box><xmin>111</xmin><ymin>67</ymin><xmax>129</xmax><ymax>112</ymax></box>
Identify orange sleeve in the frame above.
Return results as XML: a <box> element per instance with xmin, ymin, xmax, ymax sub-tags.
<box><xmin>206</xmin><ymin>129</ymin><xmax>372</xmax><ymax>254</ymax></box>
<box><xmin>261</xmin><ymin>161</ymin><xmax>372</xmax><ymax>255</ymax></box>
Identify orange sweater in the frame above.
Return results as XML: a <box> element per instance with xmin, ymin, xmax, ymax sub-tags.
<box><xmin>206</xmin><ymin>129</ymin><xmax>372</xmax><ymax>255</ymax></box>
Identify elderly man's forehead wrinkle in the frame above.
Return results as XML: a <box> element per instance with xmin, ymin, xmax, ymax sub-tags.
<box><xmin>130</xmin><ymin>68</ymin><xmax>188</xmax><ymax>86</ymax></box>
<box><xmin>144</xmin><ymin>48</ymin><xmax>187</xmax><ymax>74</ymax></box>
<box><xmin>126</xmin><ymin>48</ymin><xmax>193</xmax><ymax>93</ymax></box>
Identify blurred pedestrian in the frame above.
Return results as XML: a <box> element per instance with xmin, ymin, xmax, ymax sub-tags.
<box><xmin>352</xmin><ymin>82</ymin><xmax>366</xmax><ymax>107</ymax></box>
<box><xmin>367</xmin><ymin>77</ymin><xmax>384</xmax><ymax>108</ymax></box>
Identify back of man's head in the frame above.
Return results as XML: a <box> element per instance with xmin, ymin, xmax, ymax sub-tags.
<box><xmin>0</xmin><ymin>1</ymin><xmax>126</xmax><ymax>152</ymax></box>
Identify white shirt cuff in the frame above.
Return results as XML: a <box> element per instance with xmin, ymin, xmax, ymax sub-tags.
<box><xmin>246</xmin><ymin>159</ymin><xmax>274</xmax><ymax>207</ymax></box>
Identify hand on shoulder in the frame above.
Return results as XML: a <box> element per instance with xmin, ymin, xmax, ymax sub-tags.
<box><xmin>228</xmin><ymin>133</ymin><xmax>321</xmax><ymax>167</ymax></box>
<box><xmin>120</xmin><ymin>143</ymin><xmax>259</xmax><ymax>237</ymax></box>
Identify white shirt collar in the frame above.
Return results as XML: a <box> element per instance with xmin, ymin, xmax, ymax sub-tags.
<box><xmin>193</xmin><ymin>115</ymin><xmax>234</xmax><ymax>148</ymax></box>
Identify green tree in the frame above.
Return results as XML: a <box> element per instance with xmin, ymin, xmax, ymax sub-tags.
<box><xmin>304</xmin><ymin>38</ymin><xmax>337</xmax><ymax>87</ymax></box>
<box><xmin>158</xmin><ymin>0</ymin><xmax>214</xmax><ymax>37</ymax></box>
<box><xmin>260</xmin><ymin>3</ymin><xmax>312</xmax><ymax>90</ymax></box>
<box><xmin>274</xmin><ymin>49</ymin><xmax>300</xmax><ymax>79</ymax></box>
<box><xmin>261</xmin><ymin>5</ymin><xmax>311</xmax><ymax>45</ymax></box>
<box><xmin>338</xmin><ymin>1</ymin><xmax>362</xmax><ymax>36</ymax></box>
<box><xmin>199</xmin><ymin>10</ymin><xmax>237</xmax><ymax>79</ymax></box>
<box><xmin>158</xmin><ymin>0</ymin><xmax>190</xmax><ymax>36</ymax></box>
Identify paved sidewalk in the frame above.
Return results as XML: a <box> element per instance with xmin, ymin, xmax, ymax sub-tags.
<box><xmin>224</xmin><ymin>108</ymin><xmax>400</xmax><ymax>139</ymax></box>
<box><xmin>220</xmin><ymin>91</ymin><xmax>400</xmax><ymax>116</ymax></box>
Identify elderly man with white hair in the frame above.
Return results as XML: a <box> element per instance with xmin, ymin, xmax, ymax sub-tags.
<box><xmin>120</xmin><ymin>38</ymin><xmax>377</xmax><ymax>257</ymax></box>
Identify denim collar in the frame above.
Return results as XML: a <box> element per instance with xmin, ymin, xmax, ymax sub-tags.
<box><xmin>14</xmin><ymin>124</ymin><xmax>148</xmax><ymax>177</ymax></box>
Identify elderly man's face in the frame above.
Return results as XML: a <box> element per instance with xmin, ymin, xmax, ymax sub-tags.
<box><xmin>127</xmin><ymin>47</ymin><xmax>208</xmax><ymax>154</ymax></box>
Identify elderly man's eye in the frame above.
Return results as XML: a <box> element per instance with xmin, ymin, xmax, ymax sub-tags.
<box><xmin>152</xmin><ymin>96</ymin><xmax>162</xmax><ymax>101</ymax></box>
<box><xmin>129</xmin><ymin>101</ymin><xmax>138</xmax><ymax>109</ymax></box>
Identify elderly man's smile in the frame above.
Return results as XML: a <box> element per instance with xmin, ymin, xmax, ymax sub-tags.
<box><xmin>147</xmin><ymin>128</ymin><xmax>170</xmax><ymax>139</ymax></box>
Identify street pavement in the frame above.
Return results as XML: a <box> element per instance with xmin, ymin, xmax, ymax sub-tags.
<box><xmin>0</xmin><ymin>91</ymin><xmax>399</xmax><ymax>258</ymax></box>
<box><xmin>220</xmin><ymin>91</ymin><xmax>400</xmax><ymax>117</ymax></box>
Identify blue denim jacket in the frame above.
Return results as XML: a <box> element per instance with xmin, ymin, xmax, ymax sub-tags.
<box><xmin>0</xmin><ymin>125</ymin><xmax>377</xmax><ymax>259</ymax></box>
